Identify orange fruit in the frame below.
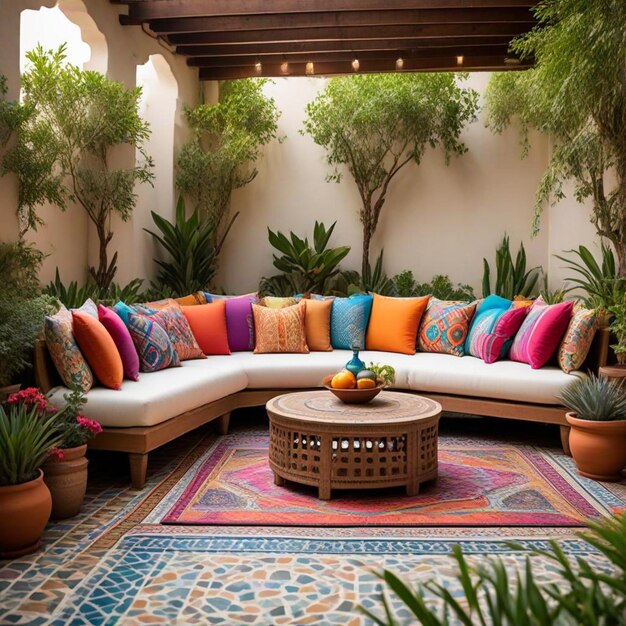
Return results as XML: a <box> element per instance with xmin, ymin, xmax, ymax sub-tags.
<box><xmin>331</xmin><ymin>370</ymin><xmax>356</xmax><ymax>389</ymax></box>
<box><xmin>357</xmin><ymin>378</ymin><xmax>376</xmax><ymax>390</ymax></box>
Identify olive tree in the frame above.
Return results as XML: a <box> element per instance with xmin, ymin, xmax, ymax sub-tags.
<box><xmin>485</xmin><ymin>0</ymin><xmax>626</xmax><ymax>276</ymax></box>
<box><xmin>0</xmin><ymin>45</ymin><xmax>154</xmax><ymax>289</ymax></box>
<box><xmin>303</xmin><ymin>73</ymin><xmax>479</xmax><ymax>275</ymax></box>
<box><xmin>176</xmin><ymin>79</ymin><xmax>280</xmax><ymax>258</ymax></box>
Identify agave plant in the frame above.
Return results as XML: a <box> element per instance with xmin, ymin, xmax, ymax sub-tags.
<box><xmin>559</xmin><ymin>374</ymin><xmax>626</xmax><ymax>421</ymax></box>
<box><xmin>361</xmin><ymin>513</ymin><xmax>626</xmax><ymax>626</ymax></box>
<box><xmin>555</xmin><ymin>243</ymin><xmax>626</xmax><ymax>310</ymax></box>
<box><xmin>259</xmin><ymin>221</ymin><xmax>350</xmax><ymax>296</ymax></box>
<box><xmin>483</xmin><ymin>235</ymin><xmax>542</xmax><ymax>299</ymax></box>
<box><xmin>145</xmin><ymin>196</ymin><xmax>217</xmax><ymax>297</ymax></box>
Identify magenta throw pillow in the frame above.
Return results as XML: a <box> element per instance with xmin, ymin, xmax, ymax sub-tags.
<box><xmin>98</xmin><ymin>304</ymin><xmax>140</xmax><ymax>381</ymax></box>
<box><xmin>224</xmin><ymin>295</ymin><xmax>256</xmax><ymax>351</ymax></box>
<box><xmin>509</xmin><ymin>300</ymin><xmax>574</xmax><ymax>369</ymax></box>
<box><xmin>469</xmin><ymin>306</ymin><xmax>528</xmax><ymax>364</ymax></box>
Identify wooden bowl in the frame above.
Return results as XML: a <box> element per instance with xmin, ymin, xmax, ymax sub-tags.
<box><xmin>322</xmin><ymin>374</ymin><xmax>383</xmax><ymax>404</ymax></box>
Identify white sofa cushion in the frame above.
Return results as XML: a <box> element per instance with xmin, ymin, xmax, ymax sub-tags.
<box><xmin>403</xmin><ymin>353</ymin><xmax>585</xmax><ymax>405</ymax></box>
<box><xmin>47</xmin><ymin>362</ymin><xmax>247</xmax><ymax>428</ymax></box>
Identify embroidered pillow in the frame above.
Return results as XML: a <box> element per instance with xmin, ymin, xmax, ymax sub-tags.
<box><xmin>135</xmin><ymin>300</ymin><xmax>204</xmax><ymax>361</ymax></box>
<box><xmin>74</xmin><ymin>298</ymin><xmax>98</xmax><ymax>319</ymax></box>
<box><xmin>258</xmin><ymin>296</ymin><xmax>300</xmax><ymax>309</ymax></box>
<box><xmin>98</xmin><ymin>305</ymin><xmax>140</xmax><ymax>381</ymax></box>
<box><xmin>330</xmin><ymin>294</ymin><xmax>374</xmax><ymax>350</ymax></box>
<box><xmin>72</xmin><ymin>311</ymin><xmax>123</xmax><ymax>390</ymax></box>
<box><xmin>113</xmin><ymin>301</ymin><xmax>136</xmax><ymax>326</ymax></box>
<box><xmin>418</xmin><ymin>298</ymin><xmax>477</xmax><ymax>356</ymax></box>
<box><xmin>467</xmin><ymin>306</ymin><xmax>528</xmax><ymax>363</ymax></box>
<box><xmin>181</xmin><ymin>301</ymin><xmax>231</xmax><ymax>355</ymax></box>
<box><xmin>366</xmin><ymin>294</ymin><xmax>430</xmax><ymax>355</ymax></box>
<box><xmin>252</xmin><ymin>302</ymin><xmax>309</xmax><ymax>354</ymax></box>
<box><xmin>509</xmin><ymin>299</ymin><xmax>574</xmax><ymax>369</ymax></box>
<box><xmin>127</xmin><ymin>313</ymin><xmax>180</xmax><ymax>372</ymax></box>
<box><xmin>303</xmin><ymin>298</ymin><xmax>333</xmax><ymax>351</ymax></box>
<box><xmin>44</xmin><ymin>305</ymin><xmax>93</xmax><ymax>392</ymax></box>
<box><xmin>557</xmin><ymin>307</ymin><xmax>598</xmax><ymax>373</ymax></box>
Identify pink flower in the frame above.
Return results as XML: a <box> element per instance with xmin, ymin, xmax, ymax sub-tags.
<box><xmin>49</xmin><ymin>447</ymin><xmax>65</xmax><ymax>462</ymax></box>
<box><xmin>6</xmin><ymin>387</ymin><xmax>52</xmax><ymax>412</ymax></box>
<box><xmin>77</xmin><ymin>415</ymin><xmax>102</xmax><ymax>436</ymax></box>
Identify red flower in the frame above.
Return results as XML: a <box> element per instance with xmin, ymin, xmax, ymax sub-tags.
<box><xmin>76</xmin><ymin>415</ymin><xmax>102</xmax><ymax>436</ymax></box>
<box><xmin>49</xmin><ymin>447</ymin><xmax>65</xmax><ymax>462</ymax></box>
<box><xmin>6</xmin><ymin>387</ymin><xmax>52</xmax><ymax>412</ymax></box>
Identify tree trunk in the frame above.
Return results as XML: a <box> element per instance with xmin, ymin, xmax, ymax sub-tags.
<box><xmin>91</xmin><ymin>222</ymin><xmax>115</xmax><ymax>291</ymax></box>
<box><xmin>361</xmin><ymin>198</ymin><xmax>372</xmax><ymax>277</ymax></box>
<box><xmin>617</xmin><ymin>241</ymin><xmax>626</xmax><ymax>279</ymax></box>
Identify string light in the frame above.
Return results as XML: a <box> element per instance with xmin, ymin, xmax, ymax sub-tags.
<box><xmin>305</xmin><ymin>61</ymin><xmax>314</xmax><ymax>75</ymax></box>
<box><xmin>456</xmin><ymin>55</ymin><xmax>464</xmax><ymax>66</ymax></box>
<box><xmin>351</xmin><ymin>58</ymin><xmax>360</xmax><ymax>71</ymax></box>
<box><xmin>254</xmin><ymin>61</ymin><xmax>262</xmax><ymax>75</ymax></box>
<box><xmin>395</xmin><ymin>57</ymin><xmax>404</xmax><ymax>70</ymax></box>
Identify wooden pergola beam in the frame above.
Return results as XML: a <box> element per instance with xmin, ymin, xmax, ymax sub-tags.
<box><xmin>166</xmin><ymin>22</ymin><xmax>534</xmax><ymax>46</ymax></box>
<box><xmin>143</xmin><ymin>8</ymin><xmax>533</xmax><ymax>35</ymax></box>
<box><xmin>121</xmin><ymin>0</ymin><xmax>536</xmax><ymax>22</ymax></box>
<box><xmin>198</xmin><ymin>55</ymin><xmax>528</xmax><ymax>80</ymax></box>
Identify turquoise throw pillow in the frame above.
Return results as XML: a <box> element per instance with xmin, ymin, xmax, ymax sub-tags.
<box><xmin>113</xmin><ymin>301</ymin><xmax>136</xmax><ymax>326</ymax></box>
<box><xmin>330</xmin><ymin>294</ymin><xmax>373</xmax><ymax>350</ymax></box>
<box><xmin>465</xmin><ymin>295</ymin><xmax>511</xmax><ymax>352</ymax></box>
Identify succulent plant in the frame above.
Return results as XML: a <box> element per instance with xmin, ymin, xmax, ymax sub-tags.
<box><xmin>559</xmin><ymin>374</ymin><xmax>626</xmax><ymax>421</ymax></box>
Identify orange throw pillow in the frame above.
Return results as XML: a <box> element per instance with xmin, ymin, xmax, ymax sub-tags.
<box><xmin>252</xmin><ymin>302</ymin><xmax>309</xmax><ymax>354</ymax></box>
<box><xmin>181</xmin><ymin>301</ymin><xmax>230</xmax><ymax>355</ymax></box>
<box><xmin>72</xmin><ymin>311</ymin><xmax>124</xmax><ymax>390</ymax></box>
<box><xmin>175</xmin><ymin>292</ymin><xmax>207</xmax><ymax>306</ymax></box>
<box><xmin>303</xmin><ymin>298</ymin><xmax>333</xmax><ymax>351</ymax></box>
<box><xmin>366</xmin><ymin>294</ymin><xmax>430</xmax><ymax>355</ymax></box>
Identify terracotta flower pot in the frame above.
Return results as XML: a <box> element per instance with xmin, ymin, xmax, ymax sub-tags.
<box><xmin>42</xmin><ymin>445</ymin><xmax>88</xmax><ymax>520</ymax></box>
<box><xmin>0</xmin><ymin>384</ymin><xmax>20</xmax><ymax>402</ymax></box>
<box><xmin>0</xmin><ymin>470</ymin><xmax>51</xmax><ymax>558</ymax></box>
<box><xmin>566</xmin><ymin>412</ymin><xmax>626</xmax><ymax>481</ymax></box>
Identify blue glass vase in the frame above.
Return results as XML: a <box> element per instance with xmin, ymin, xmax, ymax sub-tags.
<box><xmin>345</xmin><ymin>346</ymin><xmax>365</xmax><ymax>376</ymax></box>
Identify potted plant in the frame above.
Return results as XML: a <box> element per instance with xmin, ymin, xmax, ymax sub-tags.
<box><xmin>609</xmin><ymin>301</ymin><xmax>626</xmax><ymax>369</ymax></box>
<box><xmin>41</xmin><ymin>388</ymin><xmax>101</xmax><ymax>520</ymax></box>
<box><xmin>559</xmin><ymin>374</ymin><xmax>626</xmax><ymax>481</ymax></box>
<box><xmin>0</xmin><ymin>389</ymin><xmax>64</xmax><ymax>557</ymax></box>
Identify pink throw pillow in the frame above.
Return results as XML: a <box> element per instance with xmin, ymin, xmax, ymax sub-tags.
<box><xmin>477</xmin><ymin>307</ymin><xmax>528</xmax><ymax>364</ymax></box>
<box><xmin>98</xmin><ymin>304</ymin><xmax>140</xmax><ymax>381</ymax></box>
<box><xmin>509</xmin><ymin>300</ymin><xmax>574</xmax><ymax>369</ymax></box>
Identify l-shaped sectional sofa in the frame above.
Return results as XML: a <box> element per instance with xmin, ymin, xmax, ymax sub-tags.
<box><xmin>35</xmin><ymin>329</ymin><xmax>610</xmax><ymax>488</ymax></box>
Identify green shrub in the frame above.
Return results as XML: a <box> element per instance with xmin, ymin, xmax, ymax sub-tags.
<box><xmin>394</xmin><ymin>270</ymin><xmax>475</xmax><ymax>301</ymax></box>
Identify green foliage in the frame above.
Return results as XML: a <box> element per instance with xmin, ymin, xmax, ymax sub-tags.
<box><xmin>482</xmin><ymin>235</ymin><xmax>542</xmax><ymax>299</ymax></box>
<box><xmin>144</xmin><ymin>196</ymin><xmax>217</xmax><ymax>297</ymax></box>
<box><xmin>176</xmin><ymin>79</ymin><xmax>280</xmax><ymax>257</ymax></box>
<box><xmin>0</xmin><ymin>395</ymin><xmax>64</xmax><ymax>486</ymax></box>
<box><xmin>539</xmin><ymin>285</ymin><xmax>567</xmax><ymax>305</ymax></box>
<box><xmin>361</xmin><ymin>513</ymin><xmax>626</xmax><ymax>625</ymax></box>
<box><xmin>366</xmin><ymin>363</ymin><xmax>396</xmax><ymax>388</ymax></box>
<box><xmin>559</xmin><ymin>374</ymin><xmax>626</xmax><ymax>421</ymax></box>
<box><xmin>330</xmin><ymin>251</ymin><xmax>396</xmax><ymax>297</ymax></box>
<box><xmin>555</xmin><ymin>243</ymin><xmax>626</xmax><ymax>310</ymax></box>
<box><xmin>302</xmin><ymin>73</ymin><xmax>479</xmax><ymax>275</ymax></box>
<box><xmin>259</xmin><ymin>221</ymin><xmax>350</xmax><ymax>297</ymax></box>
<box><xmin>609</xmin><ymin>300</ymin><xmax>626</xmax><ymax>365</ymax></box>
<box><xmin>393</xmin><ymin>270</ymin><xmax>475</xmax><ymax>301</ymax></box>
<box><xmin>43</xmin><ymin>269</ymin><xmax>146</xmax><ymax>309</ymax></box>
<box><xmin>0</xmin><ymin>45</ymin><xmax>154</xmax><ymax>289</ymax></box>
<box><xmin>0</xmin><ymin>241</ymin><xmax>54</xmax><ymax>387</ymax></box>
<box><xmin>484</xmin><ymin>0</ymin><xmax>626</xmax><ymax>276</ymax></box>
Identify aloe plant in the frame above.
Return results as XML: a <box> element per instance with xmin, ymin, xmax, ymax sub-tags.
<box><xmin>555</xmin><ymin>243</ymin><xmax>626</xmax><ymax>310</ymax></box>
<box><xmin>145</xmin><ymin>196</ymin><xmax>217</xmax><ymax>297</ymax></box>
<box><xmin>559</xmin><ymin>374</ymin><xmax>626</xmax><ymax>421</ymax></box>
<box><xmin>259</xmin><ymin>221</ymin><xmax>350</xmax><ymax>296</ymax></box>
<box><xmin>330</xmin><ymin>250</ymin><xmax>396</xmax><ymax>297</ymax></box>
<box><xmin>482</xmin><ymin>235</ymin><xmax>542</xmax><ymax>299</ymax></box>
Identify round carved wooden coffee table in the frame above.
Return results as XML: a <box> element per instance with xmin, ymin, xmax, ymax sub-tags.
<box><xmin>266</xmin><ymin>391</ymin><xmax>441</xmax><ymax>500</ymax></box>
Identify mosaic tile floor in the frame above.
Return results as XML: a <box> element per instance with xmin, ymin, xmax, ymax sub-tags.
<box><xmin>1</xmin><ymin>413</ymin><xmax>625</xmax><ymax>625</ymax></box>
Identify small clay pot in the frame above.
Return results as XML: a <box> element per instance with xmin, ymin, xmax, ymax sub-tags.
<box><xmin>0</xmin><ymin>470</ymin><xmax>51</xmax><ymax>558</ymax></box>
<box><xmin>42</xmin><ymin>445</ymin><xmax>88</xmax><ymax>520</ymax></box>
<box><xmin>566</xmin><ymin>413</ymin><xmax>626</xmax><ymax>481</ymax></box>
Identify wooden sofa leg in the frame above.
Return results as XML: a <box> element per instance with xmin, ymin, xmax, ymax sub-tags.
<box><xmin>560</xmin><ymin>425</ymin><xmax>572</xmax><ymax>457</ymax></box>
<box><xmin>216</xmin><ymin>412</ymin><xmax>231</xmax><ymax>435</ymax></box>
<box><xmin>129</xmin><ymin>453</ymin><xmax>148</xmax><ymax>489</ymax></box>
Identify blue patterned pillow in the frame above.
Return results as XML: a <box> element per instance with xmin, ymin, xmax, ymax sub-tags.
<box><xmin>113</xmin><ymin>301</ymin><xmax>136</xmax><ymax>326</ymax></box>
<box><xmin>330</xmin><ymin>295</ymin><xmax>373</xmax><ymax>350</ymax></box>
<box><xmin>465</xmin><ymin>295</ymin><xmax>511</xmax><ymax>355</ymax></box>
<box><xmin>127</xmin><ymin>313</ymin><xmax>180</xmax><ymax>372</ymax></box>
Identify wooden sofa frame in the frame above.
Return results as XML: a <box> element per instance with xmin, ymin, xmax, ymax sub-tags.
<box><xmin>34</xmin><ymin>329</ymin><xmax>611</xmax><ymax>489</ymax></box>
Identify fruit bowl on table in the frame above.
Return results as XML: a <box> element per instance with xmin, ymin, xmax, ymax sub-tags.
<box><xmin>322</xmin><ymin>374</ymin><xmax>384</xmax><ymax>404</ymax></box>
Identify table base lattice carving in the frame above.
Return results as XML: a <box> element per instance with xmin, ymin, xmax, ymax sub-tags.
<box><xmin>267</xmin><ymin>391</ymin><xmax>441</xmax><ymax>500</ymax></box>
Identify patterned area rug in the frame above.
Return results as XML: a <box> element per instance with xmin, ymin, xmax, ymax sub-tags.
<box><xmin>161</xmin><ymin>432</ymin><xmax>618</xmax><ymax>527</ymax></box>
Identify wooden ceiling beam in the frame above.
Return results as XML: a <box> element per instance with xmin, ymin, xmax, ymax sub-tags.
<box><xmin>123</xmin><ymin>0</ymin><xmax>537</xmax><ymax>22</ymax></box>
<box><xmin>198</xmin><ymin>55</ymin><xmax>528</xmax><ymax>80</ymax></box>
<box><xmin>175</xmin><ymin>36</ymin><xmax>514</xmax><ymax>57</ymax></box>
<box><xmin>145</xmin><ymin>8</ymin><xmax>533</xmax><ymax>35</ymax></box>
<box><xmin>187</xmin><ymin>46</ymin><xmax>513</xmax><ymax>67</ymax></box>
<box><xmin>166</xmin><ymin>23</ymin><xmax>533</xmax><ymax>46</ymax></box>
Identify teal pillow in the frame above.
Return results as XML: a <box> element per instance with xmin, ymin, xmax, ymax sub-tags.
<box><xmin>330</xmin><ymin>294</ymin><xmax>373</xmax><ymax>350</ymax></box>
<box><xmin>113</xmin><ymin>301</ymin><xmax>136</xmax><ymax>326</ymax></box>
<box><xmin>465</xmin><ymin>295</ymin><xmax>511</xmax><ymax>354</ymax></box>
